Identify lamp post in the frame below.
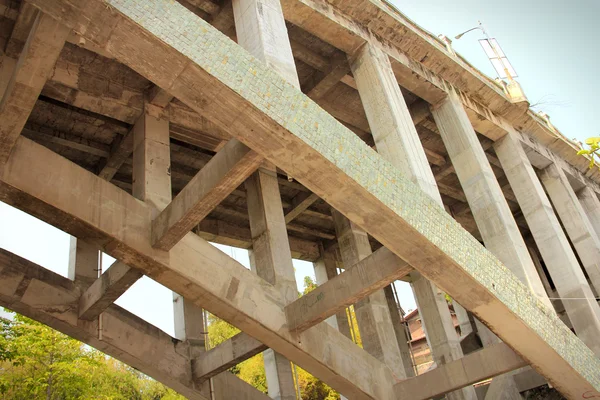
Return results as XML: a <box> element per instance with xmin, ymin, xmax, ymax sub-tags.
<box><xmin>455</xmin><ymin>21</ymin><xmax>515</xmax><ymax>82</ymax></box>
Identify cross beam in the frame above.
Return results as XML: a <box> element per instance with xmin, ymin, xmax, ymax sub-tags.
<box><xmin>17</xmin><ymin>0</ymin><xmax>600</xmax><ymax>397</ymax></box>
<box><xmin>0</xmin><ymin>248</ymin><xmax>268</xmax><ymax>400</ymax></box>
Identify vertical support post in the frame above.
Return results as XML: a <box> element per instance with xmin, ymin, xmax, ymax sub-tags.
<box><xmin>383</xmin><ymin>285</ymin><xmax>415</xmax><ymax>377</ymax></box>
<box><xmin>539</xmin><ymin>162</ymin><xmax>600</xmax><ymax>296</ymax></box>
<box><xmin>133</xmin><ymin>103</ymin><xmax>206</xmax><ymax>359</ymax></box>
<box><xmin>494</xmin><ymin>130</ymin><xmax>600</xmax><ymax>356</ymax></box>
<box><xmin>578</xmin><ymin>186</ymin><xmax>600</xmax><ymax>238</ymax></box>
<box><xmin>246</xmin><ymin>164</ymin><xmax>297</xmax><ymax>400</ymax></box>
<box><xmin>332</xmin><ymin>210</ymin><xmax>411</xmax><ymax>380</ymax></box>
<box><xmin>431</xmin><ymin>91</ymin><xmax>553</xmax><ymax>399</ymax></box>
<box><xmin>232</xmin><ymin>1</ymin><xmax>300</xmax><ymax>398</ymax></box>
<box><xmin>431</xmin><ymin>93</ymin><xmax>552</xmax><ymax>310</ymax></box>
<box><xmin>349</xmin><ymin>42</ymin><xmax>475</xmax><ymax>399</ymax></box>
<box><xmin>68</xmin><ymin>237</ymin><xmax>99</xmax><ymax>289</ymax></box>
<box><xmin>312</xmin><ymin>245</ymin><xmax>352</xmax><ymax>339</ymax></box>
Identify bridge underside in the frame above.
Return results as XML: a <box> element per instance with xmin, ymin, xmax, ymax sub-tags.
<box><xmin>0</xmin><ymin>0</ymin><xmax>599</xmax><ymax>399</ymax></box>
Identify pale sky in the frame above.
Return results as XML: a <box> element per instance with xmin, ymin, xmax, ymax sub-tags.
<box><xmin>1</xmin><ymin>1</ymin><xmax>597</xmax><ymax>334</ymax></box>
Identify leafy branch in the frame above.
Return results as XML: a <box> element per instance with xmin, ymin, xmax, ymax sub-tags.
<box><xmin>577</xmin><ymin>137</ymin><xmax>600</xmax><ymax>168</ymax></box>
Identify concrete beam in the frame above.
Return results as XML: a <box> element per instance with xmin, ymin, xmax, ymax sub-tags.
<box><xmin>0</xmin><ymin>248</ymin><xmax>268</xmax><ymax>400</ymax></box>
<box><xmin>578</xmin><ymin>186</ymin><xmax>600</xmax><ymax>238</ymax></box>
<box><xmin>192</xmin><ymin>332</ymin><xmax>267</xmax><ymax>383</ymax></box>
<box><xmin>98</xmin><ymin>126</ymin><xmax>134</xmax><ymax>180</ymax></box>
<box><xmin>285</xmin><ymin>246</ymin><xmax>412</xmax><ymax>332</ymax></box>
<box><xmin>284</xmin><ymin>192</ymin><xmax>319</xmax><ymax>224</ymax></box>
<box><xmin>152</xmin><ymin>139</ymin><xmax>262</xmax><ymax>250</ymax></box>
<box><xmin>394</xmin><ymin>342</ymin><xmax>528</xmax><ymax>400</ymax></box>
<box><xmin>0</xmin><ymin>11</ymin><xmax>69</xmax><ymax>164</ymax></box>
<box><xmin>19</xmin><ymin>1</ymin><xmax>600</xmax><ymax>396</ymax></box>
<box><xmin>78</xmin><ymin>261</ymin><xmax>142</xmax><ymax>320</ymax></box>
<box><xmin>306</xmin><ymin>52</ymin><xmax>351</xmax><ymax>100</ymax></box>
<box><xmin>0</xmin><ymin>136</ymin><xmax>397</xmax><ymax>399</ymax></box>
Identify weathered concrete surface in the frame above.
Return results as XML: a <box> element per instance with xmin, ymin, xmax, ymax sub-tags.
<box><xmin>432</xmin><ymin>92</ymin><xmax>551</xmax><ymax>310</ymax></box>
<box><xmin>18</xmin><ymin>0</ymin><xmax>600</xmax><ymax>397</ymax></box>
<box><xmin>578</xmin><ymin>186</ymin><xmax>600</xmax><ymax>238</ymax></box>
<box><xmin>0</xmin><ymin>137</ymin><xmax>398</xmax><ymax>400</ymax></box>
<box><xmin>332</xmin><ymin>209</ymin><xmax>410</xmax><ymax>380</ymax></box>
<box><xmin>540</xmin><ymin>163</ymin><xmax>600</xmax><ymax>295</ymax></box>
<box><xmin>350</xmin><ymin>41</ymin><xmax>476</xmax><ymax>399</ymax></box>
<box><xmin>192</xmin><ymin>332</ymin><xmax>267</xmax><ymax>383</ymax></box>
<box><xmin>0</xmin><ymin>11</ymin><xmax>69</xmax><ymax>164</ymax></box>
<box><xmin>78</xmin><ymin>260</ymin><xmax>142</xmax><ymax>320</ymax></box>
<box><xmin>394</xmin><ymin>342</ymin><xmax>527</xmax><ymax>400</ymax></box>
<box><xmin>232</xmin><ymin>1</ymin><xmax>301</xmax><ymax>396</ymax></box>
<box><xmin>152</xmin><ymin>139</ymin><xmax>262</xmax><ymax>250</ymax></box>
<box><xmin>0</xmin><ymin>248</ymin><xmax>268</xmax><ymax>400</ymax></box>
<box><xmin>495</xmin><ymin>130</ymin><xmax>600</xmax><ymax>356</ymax></box>
<box><xmin>286</xmin><ymin>245</ymin><xmax>411</xmax><ymax>333</ymax></box>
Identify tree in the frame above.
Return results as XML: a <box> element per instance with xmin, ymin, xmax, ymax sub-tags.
<box><xmin>0</xmin><ymin>309</ymin><xmax>183</xmax><ymax>399</ymax></box>
<box><xmin>577</xmin><ymin>137</ymin><xmax>600</xmax><ymax>168</ymax></box>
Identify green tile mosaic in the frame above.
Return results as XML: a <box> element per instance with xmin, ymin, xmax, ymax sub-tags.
<box><xmin>108</xmin><ymin>0</ymin><xmax>600</xmax><ymax>388</ymax></box>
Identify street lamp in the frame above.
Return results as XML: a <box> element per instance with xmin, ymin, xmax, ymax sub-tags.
<box><xmin>455</xmin><ymin>21</ymin><xmax>517</xmax><ymax>82</ymax></box>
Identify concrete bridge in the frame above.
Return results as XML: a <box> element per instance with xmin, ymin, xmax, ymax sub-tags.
<box><xmin>0</xmin><ymin>0</ymin><xmax>599</xmax><ymax>398</ymax></box>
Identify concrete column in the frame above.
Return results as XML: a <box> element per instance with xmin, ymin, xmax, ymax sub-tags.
<box><xmin>132</xmin><ymin>106</ymin><xmax>172</xmax><ymax>216</ymax></box>
<box><xmin>312</xmin><ymin>245</ymin><xmax>352</xmax><ymax>339</ymax></box>
<box><xmin>232</xmin><ymin>0</ymin><xmax>299</xmax><ymax>88</ymax></box>
<box><xmin>245</xmin><ymin>165</ymin><xmax>297</xmax><ymax>400</ymax></box>
<box><xmin>383</xmin><ymin>285</ymin><xmax>415</xmax><ymax>378</ymax></box>
<box><xmin>350</xmin><ymin>42</ymin><xmax>475</xmax><ymax>399</ymax></box>
<box><xmin>232</xmin><ymin>2</ymin><xmax>300</xmax><ymax>397</ymax></box>
<box><xmin>494</xmin><ymin>129</ymin><xmax>600</xmax><ymax>356</ymax></box>
<box><xmin>312</xmin><ymin>246</ymin><xmax>351</xmax><ymax>400</ymax></box>
<box><xmin>68</xmin><ymin>237</ymin><xmax>99</xmax><ymax>288</ymax></box>
<box><xmin>332</xmin><ymin>209</ymin><xmax>412</xmax><ymax>380</ymax></box>
<box><xmin>133</xmin><ymin>105</ymin><xmax>207</xmax><ymax>357</ymax></box>
<box><xmin>578</xmin><ymin>186</ymin><xmax>600</xmax><ymax>238</ymax></box>
<box><xmin>432</xmin><ymin>93</ymin><xmax>552</xmax><ymax>311</ymax></box>
<box><xmin>539</xmin><ymin>162</ymin><xmax>600</xmax><ymax>296</ymax></box>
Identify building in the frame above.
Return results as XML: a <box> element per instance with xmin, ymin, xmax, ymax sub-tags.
<box><xmin>0</xmin><ymin>0</ymin><xmax>599</xmax><ymax>399</ymax></box>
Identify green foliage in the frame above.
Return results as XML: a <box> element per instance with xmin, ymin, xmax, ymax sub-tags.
<box><xmin>0</xmin><ymin>309</ymin><xmax>183</xmax><ymax>400</ymax></box>
<box><xmin>577</xmin><ymin>137</ymin><xmax>600</xmax><ymax>168</ymax></box>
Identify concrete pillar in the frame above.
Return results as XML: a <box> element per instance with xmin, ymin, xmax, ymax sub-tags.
<box><xmin>132</xmin><ymin>106</ymin><xmax>172</xmax><ymax>216</ymax></box>
<box><xmin>539</xmin><ymin>162</ymin><xmax>600</xmax><ymax>296</ymax></box>
<box><xmin>312</xmin><ymin>245</ymin><xmax>352</xmax><ymax>339</ymax></box>
<box><xmin>232</xmin><ymin>1</ymin><xmax>300</xmax><ymax>397</ymax></box>
<box><xmin>431</xmin><ymin>92</ymin><xmax>554</xmax><ymax>400</ymax></box>
<box><xmin>68</xmin><ymin>237</ymin><xmax>99</xmax><ymax>288</ymax></box>
<box><xmin>349</xmin><ymin>42</ymin><xmax>475</xmax><ymax>399</ymax></box>
<box><xmin>383</xmin><ymin>285</ymin><xmax>415</xmax><ymax>378</ymax></box>
<box><xmin>232</xmin><ymin>0</ymin><xmax>299</xmax><ymax>88</ymax></box>
<box><xmin>578</xmin><ymin>186</ymin><xmax>600</xmax><ymax>238</ymax></box>
<box><xmin>432</xmin><ymin>94</ymin><xmax>552</xmax><ymax>311</ymax></box>
<box><xmin>245</xmin><ymin>165</ymin><xmax>297</xmax><ymax>400</ymax></box>
<box><xmin>133</xmin><ymin>105</ymin><xmax>207</xmax><ymax>357</ymax></box>
<box><xmin>332</xmin><ymin>209</ymin><xmax>412</xmax><ymax>380</ymax></box>
<box><xmin>494</xmin><ymin>129</ymin><xmax>600</xmax><ymax>356</ymax></box>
